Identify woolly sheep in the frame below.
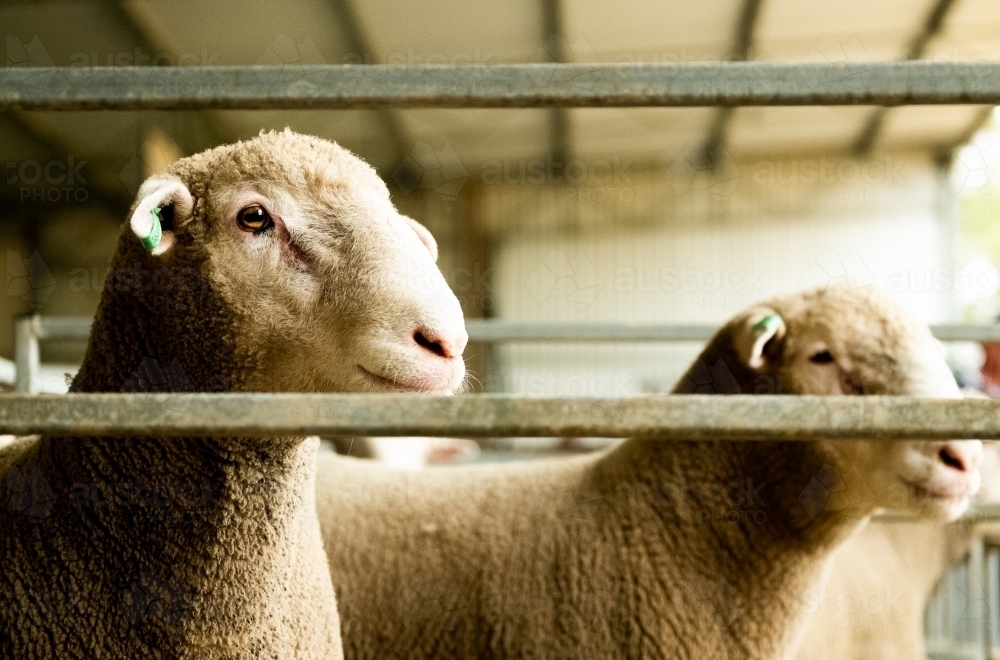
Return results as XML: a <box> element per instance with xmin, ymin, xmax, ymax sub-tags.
<box><xmin>0</xmin><ymin>130</ymin><xmax>467</xmax><ymax>659</ymax></box>
<box><xmin>329</xmin><ymin>437</ymin><xmax>481</xmax><ymax>469</ymax></box>
<box><xmin>315</xmin><ymin>284</ymin><xmax>982</xmax><ymax>660</ymax></box>
<box><xmin>793</xmin><ymin>441</ymin><xmax>1000</xmax><ymax>660</ymax></box>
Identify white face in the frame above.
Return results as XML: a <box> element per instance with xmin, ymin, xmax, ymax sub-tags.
<box><xmin>784</xmin><ymin>330</ymin><xmax>981</xmax><ymax>521</ymax></box>
<box><xmin>216</xmin><ymin>186</ymin><xmax>467</xmax><ymax>394</ymax></box>
<box><xmin>133</xmin><ymin>170</ymin><xmax>467</xmax><ymax>395</ymax></box>
<box><xmin>974</xmin><ymin>441</ymin><xmax>1000</xmax><ymax>504</ymax></box>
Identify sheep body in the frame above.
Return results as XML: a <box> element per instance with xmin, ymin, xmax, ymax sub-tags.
<box><xmin>793</xmin><ymin>522</ymin><xmax>957</xmax><ymax>660</ymax></box>
<box><xmin>316</xmin><ymin>285</ymin><xmax>981</xmax><ymax>660</ymax></box>
<box><xmin>793</xmin><ymin>442</ymin><xmax>1000</xmax><ymax>660</ymax></box>
<box><xmin>0</xmin><ymin>130</ymin><xmax>465</xmax><ymax>659</ymax></box>
<box><xmin>321</xmin><ymin>440</ymin><xmax>833</xmax><ymax>658</ymax></box>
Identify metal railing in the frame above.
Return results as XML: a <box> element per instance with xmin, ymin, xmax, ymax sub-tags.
<box><xmin>2</xmin><ymin>62</ymin><xmax>1000</xmax><ymax>110</ymax></box>
<box><xmin>2</xmin><ymin>393</ymin><xmax>999</xmax><ymax>439</ymax></box>
<box><xmin>466</xmin><ymin>321</ymin><xmax>1000</xmax><ymax>343</ymax></box>
<box><xmin>1</xmin><ymin>62</ymin><xmax>997</xmax><ymax>446</ymax></box>
<box><xmin>2</xmin><ymin>57</ymin><xmax>999</xmax><ymax>660</ymax></box>
<box><xmin>12</xmin><ymin>316</ymin><xmax>1000</xmax><ymax>393</ymax></box>
<box><xmin>926</xmin><ymin>536</ymin><xmax>998</xmax><ymax>660</ymax></box>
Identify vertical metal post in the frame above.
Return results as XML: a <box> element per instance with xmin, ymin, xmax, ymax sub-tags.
<box><xmin>970</xmin><ymin>534</ymin><xmax>988</xmax><ymax>660</ymax></box>
<box><xmin>14</xmin><ymin>315</ymin><xmax>39</xmax><ymax>395</ymax></box>
<box><xmin>988</xmin><ymin>544</ymin><xmax>999</xmax><ymax>659</ymax></box>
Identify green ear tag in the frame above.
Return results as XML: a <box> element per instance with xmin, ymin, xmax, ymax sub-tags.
<box><xmin>141</xmin><ymin>206</ymin><xmax>163</xmax><ymax>252</ymax></box>
<box><xmin>753</xmin><ymin>313</ymin><xmax>781</xmax><ymax>332</ymax></box>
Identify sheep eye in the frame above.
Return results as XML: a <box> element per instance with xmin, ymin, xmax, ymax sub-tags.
<box><xmin>237</xmin><ymin>205</ymin><xmax>273</xmax><ymax>233</ymax></box>
<box><xmin>809</xmin><ymin>350</ymin><xmax>834</xmax><ymax>364</ymax></box>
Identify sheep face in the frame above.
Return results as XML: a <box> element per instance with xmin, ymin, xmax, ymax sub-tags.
<box><xmin>126</xmin><ymin>130</ymin><xmax>467</xmax><ymax>394</ymax></box>
<box><xmin>729</xmin><ymin>283</ymin><xmax>981</xmax><ymax>521</ymax></box>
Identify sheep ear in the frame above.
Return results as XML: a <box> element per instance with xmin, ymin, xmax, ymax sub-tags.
<box><xmin>734</xmin><ymin>307</ymin><xmax>786</xmax><ymax>370</ymax></box>
<box><xmin>402</xmin><ymin>215</ymin><xmax>438</xmax><ymax>262</ymax></box>
<box><xmin>128</xmin><ymin>176</ymin><xmax>194</xmax><ymax>257</ymax></box>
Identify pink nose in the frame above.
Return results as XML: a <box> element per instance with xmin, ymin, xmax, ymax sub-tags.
<box><xmin>938</xmin><ymin>441</ymin><xmax>983</xmax><ymax>473</ymax></box>
<box><xmin>413</xmin><ymin>327</ymin><xmax>468</xmax><ymax>359</ymax></box>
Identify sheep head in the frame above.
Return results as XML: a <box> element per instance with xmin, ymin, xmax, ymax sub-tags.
<box><xmin>122</xmin><ymin>130</ymin><xmax>467</xmax><ymax>395</ymax></box>
<box><xmin>675</xmin><ymin>282</ymin><xmax>982</xmax><ymax>521</ymax></box>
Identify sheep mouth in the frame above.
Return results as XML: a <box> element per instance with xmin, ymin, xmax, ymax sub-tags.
<box><xmin>357</xmin><ymin>365</ymin><xmax>443</xmax><ymax>394</ymax></box>
<box><xmin>900</xmin><ymin>478</ymin><xmax>973</xmax><ymax>504</ymax></box>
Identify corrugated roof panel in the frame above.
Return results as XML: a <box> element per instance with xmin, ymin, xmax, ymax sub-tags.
<box><xmin>727</xmin><ymin>107</ymin><xmax>872</xmax><ymax>156</ymax></box>
<box><xmin>570</xmin><ymin>108</ymin><xmax>714</xmax><ymax>160</ymax></box>
<box><xmin>879</xmin><ymin>105</ymin><xmax>989</xmax><ymax>150</ymax></box>
<box><xmin>353</xmin><ymin>0</ymin><xmax>543</xmax><ymax>64</ymax></box>
<box><xmin>139</xmin><ymin>0</ymin><xmax>350</xmax><ymax>65</ymax></box>
<box><xmin>396</xmin><ymin>109</ymin><xmax>551</xmax><ymax>163</ymax></box>
<box><xmin>755</xmin><ymin>0</ymin><xmax>936</xmax><ymax>61</ymax></box>
<box><xmin>564</xmin><ymin>0</ymin><xmax>740</xmax><ymax>62</ymax></box>
<box><xmin>2</xmin><ymin>2</ymin><xmax>138</xmax><ymax>67</ymax></box>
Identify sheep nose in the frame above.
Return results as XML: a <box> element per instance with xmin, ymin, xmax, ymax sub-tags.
<box><xmin>938</xmin><ymin>441</ymin><xmax>983</xmax><ymax>473</ymax></box>
<box><xmin>413</xmin><ymin>326</ymin><xmax>467</xmax><ymax>359</ymax></box>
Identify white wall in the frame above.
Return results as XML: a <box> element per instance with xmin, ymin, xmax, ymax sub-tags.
<box><xmin>484</xmin><ymin>151</ymin><xmax>957</xmax><ymax>394</ymax></box>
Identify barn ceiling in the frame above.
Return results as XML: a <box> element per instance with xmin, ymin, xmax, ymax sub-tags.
<box><xmin>2</xmin><ymin>0</ymin><xmax>998</xmax><ymax>218</ymax></box>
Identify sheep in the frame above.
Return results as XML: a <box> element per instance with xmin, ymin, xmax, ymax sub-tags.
<box><xmin>328</xmin><ymin>437</ymin><xmax>481</xmax><ymax>469</ymax></box>
<box><xmin>315</xmin><ymin>283</ymin><xmax>982</xmax><ymax>660</ymax></box>
<box><xmin>0</xmin><ymin>129</ymin><xmax>468</xmax><ymax>659</ymax></box>
<box><xmin>792</xmin><ymin>441</ymin><xmax>1000</xmax><ymax>660</ymax></box>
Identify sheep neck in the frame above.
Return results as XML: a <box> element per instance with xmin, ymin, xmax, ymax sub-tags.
<box><xmin>71</xmin><ymin>235</ymin><xmax>258</xmax><ymax>396</ymax></box>
<box><xmin>595</xmin><ymin>438</ymin><xmax>873</xmax><ymax>660</ymax></box>
<box><xmin>12</xmin><ymin>235</ymin><xmax>336</xmax><ymax>652</ymax></box>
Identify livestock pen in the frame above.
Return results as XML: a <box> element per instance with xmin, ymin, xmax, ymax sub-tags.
<box><xmin>3</xmin><ymin>1</ymin><xmax>1000</xmax><ymax>658</ymax></box>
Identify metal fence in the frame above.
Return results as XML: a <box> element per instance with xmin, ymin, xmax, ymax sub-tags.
<box><xmin>4</xmin><ymin>391</ymin><xmax>1000</xmax><ymax>438</ymax></box>
<box><xmin>11</xmin><ymin>315</ymin><xmax>1000</xmax><ymax>394</ymax></box>
<box><xmin>3</xmin><ymin>62</ymin><xmax>1000</xmax><ymax>110</ymax></box>
<box><xmin>3</xmin><ymin>60</ymin><xmax>1000</xmax><ymax>658</ymax></box>
<box><xmin>926</xmin><ymin>536</ymin><xmax>998</xmax><ymax>660</ymax></box>
<box><xmin>2</xmin><ymin>61</ymin><xmax>997</xmax><ymax>444</ymax></box>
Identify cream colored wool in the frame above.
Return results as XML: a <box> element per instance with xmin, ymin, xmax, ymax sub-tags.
<box><xmin>0</xmin><ymin>130</ymin><xmax>465</xmax><ymax>659</ymax></box>
<box><xmin>793</xmin><ymin>523</ymin><xmax>963</xmax><ymax>660</ymax></box>
<box><xmin>793</xmin><ymin>443</ymin><xmax>1000</xmax><ymax>660</ymax></box>
<box><xmin>316</xmin><ymin>284</ymin><xmax>981</xmax><ymax>660</ymax></box>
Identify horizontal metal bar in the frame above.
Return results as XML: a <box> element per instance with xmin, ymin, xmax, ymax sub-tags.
<box><xmin>931</xmin><ymin>325</ymin><xmax>1000</xmax><ymax>342</ymax></box>
<box><xmin>3</xmin><ymin>62</ymin><xmax>1000</xmax><ymax>110</ymax></box>
<box><xmin>34</xmin><ymin>316</ymin><xmax>91</xmax><ymax>340</ymax></box>
<box><xmin>464</xmin><ymin>320</ymin><xmax>1000</xmax><ymax>342</ymax></box>
<box><xmin>0</xmin><ymin>394</ymin><xmax>997</xmax><ymax>439</ymax></box>
<box><xmin>22</xmin><ymin>317</ymin><xmax>1000</xmax><ymax>343</ymax></box>
<box><xmin>14</xmin><ymin>317</ymin><xmax>37</xmax><ymax>395</ymax></box>
<box><xmin>466</xmin><ymin>321</ymin><xmax>718</xmax><ymax>342</ymax></box>
<box><xmin>0</xmin><ymin>358</ymin><xmax>14</xmax><ymax>386</ymax></box>
<box><xmin>875</xmin><ymin>503</ymin><xmax>1000</xmax><ymax>523</ymax></box>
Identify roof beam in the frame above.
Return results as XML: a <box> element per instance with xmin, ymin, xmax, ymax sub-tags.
<box><xmin>3</xmin><ymin>111</ymin><xmax>131</xmax><ymax>213</ymax></box>
<box><xmin>329</xmin><ymin>0</ymin><xmax>413</xmax><ymax>169</ymax></box>
<box><xmin>947</xmin><ymin>105</ymin><xmax>996</xmax><ymax>153</ymax></box>
<box><xmin>110</xmin><ymin>0</ymin><xmax>229</xmax><ymax>149</ymax></box>
<box><xmin>542</xmin><ymin>0</ymin><xmax>571</xmax><ymax>166</ymax></box>
<box><xmin>701</xmin><ymin>0</ymin><xmax>766</xmax><ymax>163</ymax></box>
<box><xmin>851</xmin><ymin>0</ymin><xmax>958</xmax><ymax>155</ymax></box>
